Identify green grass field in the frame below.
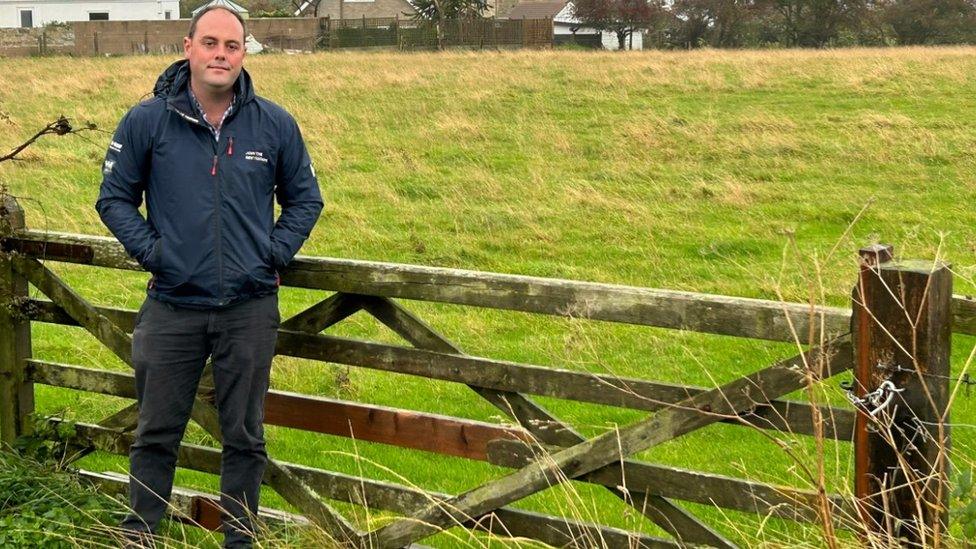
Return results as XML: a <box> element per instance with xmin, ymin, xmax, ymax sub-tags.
<box><xmin>1</xmin><ymin>47</ymin><xmax>975</xmax><ymax>547</ymax></box>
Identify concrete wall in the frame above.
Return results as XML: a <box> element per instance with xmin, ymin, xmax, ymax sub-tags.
<box><xmin>0</xmin><ymin>0</ymin><xmax>179</xmax><ymax>29</ymax></box>
<box><xmin>73</xmin><ymin>19</ymin><xmax>185</xmax><ymax>55</ymax></box>
<box><xmin>72</xmin><ymin>18</ymin><xmax>329</xmax><ymax>55</ymax></box>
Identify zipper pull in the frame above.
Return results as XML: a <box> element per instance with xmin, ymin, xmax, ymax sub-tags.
<box><xmin>227</xmin><ymin>136</ymin><xmax>234</xmax><ymax>156</ymax></box>
<box><xmin>211</xmin><ymin>155</ymin><xmax>218</xmax><ymax>176</ymax></box>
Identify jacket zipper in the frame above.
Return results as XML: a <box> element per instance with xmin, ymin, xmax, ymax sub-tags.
<box><xmin>214</xmin><ymin>136</ymin><xmax>225</xmax><ymax>301</ymax></box>
<box><xmin>211</xmin><ymin>138</ymin><xmax>233</xmax><ymax>174</ymax></box>
<box><xmin>167</xmin><ymin>100</ymin><xmax>238</xmax><ymax>305</ymax></box>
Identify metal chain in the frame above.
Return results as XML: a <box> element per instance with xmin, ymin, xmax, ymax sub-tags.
<box><xmin>842</xmin><ymin>379</ymin><xmax>905</xmax><ymax>417</ymax></box>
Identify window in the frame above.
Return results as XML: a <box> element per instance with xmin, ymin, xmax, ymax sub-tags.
<box><xmin>164</xmin><ymin>10</ymin><xmax>172</xmax><ymax>19</ymax></box>
<box><xmin>89</xmin><ymin>12</ymin><xmax>109</xmax><ymax>20</ymax></box>
<box><xmin>19</xmin><ymin>9</ymin><xmax>32</xmax><ymax>28</ymax></box>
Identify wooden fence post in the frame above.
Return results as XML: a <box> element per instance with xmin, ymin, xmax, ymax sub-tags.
<box><xmin>852</xmin><ymin>245</ymin><xmax>951</xmax><ymax>546</ymax></box>
<box><xmin>0</xmin><ymin>195</ymin><xmax>33</xmax><ymax>446</ymax></box>
<box><xmin>853</xmin><ymin>244</ymin><xmax>894</xmax><ymax>503</ymax></box>
<box><xmin>323</xmin><ymin>17</ymin><xmax>335</xmax><ymax>50</ymax></box>
<box><xmin>394</xmin><ymin>14</ymin><xmax>399</xmax><ymax>50</ymax></box>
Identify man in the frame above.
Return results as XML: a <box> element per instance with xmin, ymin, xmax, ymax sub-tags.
<box><xmin>95</xmin><ymin>6</ymin><xmax>322</xmax><ymax>548</ymax></box>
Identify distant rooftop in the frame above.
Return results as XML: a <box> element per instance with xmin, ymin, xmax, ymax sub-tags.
<box><xmin>505</xmin><ymin>0</ymin><xmax>567</xmax><ymax>19</ymax></box>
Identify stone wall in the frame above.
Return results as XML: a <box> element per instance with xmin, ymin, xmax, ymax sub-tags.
<box><xmin>0</xmin><ymin>26</ymin><xmax>74</xmax><ymax>57</ymax></box>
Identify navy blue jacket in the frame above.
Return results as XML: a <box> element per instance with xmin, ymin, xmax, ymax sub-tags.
<box><xmin>96</xmin><ymin>60</ymin><xmax>323</xmax><ymax>309</ymax></box>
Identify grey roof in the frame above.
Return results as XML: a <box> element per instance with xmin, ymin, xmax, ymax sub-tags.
<box><xmin>192</xmin><ymin>0</ymin><xmax>249</xmax><ymax>16</ymax></box>
<box><xmin>505</xmin><ymin>1</ymin><xmax>567</xmax><ymax>19</ymax></box>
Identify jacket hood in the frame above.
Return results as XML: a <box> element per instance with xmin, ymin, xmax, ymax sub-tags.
<box><xmin>152</xmin><ymin>59</ymin><xmax>255</xmax><ymax>114</ymax></box>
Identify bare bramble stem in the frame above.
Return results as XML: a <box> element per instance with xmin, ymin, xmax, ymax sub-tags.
<box><xmin>0</xmin><ymin>116</ymin><xmax>98</xmax><ymax>165</ymax></box>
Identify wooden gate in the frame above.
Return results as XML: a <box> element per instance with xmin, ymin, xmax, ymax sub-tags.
<box><xmin>0</xmin><ymin>195</ymin><xmax>961</xmax><ymax>547</ymax></box>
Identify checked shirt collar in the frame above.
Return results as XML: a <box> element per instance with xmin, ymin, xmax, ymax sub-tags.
<box><xmin>188</xmin><ymin>86</ymin><xmax>235</xmax><ymax>142</ymax></box>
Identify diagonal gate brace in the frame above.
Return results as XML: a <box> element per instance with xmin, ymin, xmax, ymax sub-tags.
<box><xmin>361</xmin><ymin>337</ymin><xmax>847</xmax><ymax>548</ymax></box>
<box><xmin>358</xmin><ymin>295</ymin><xmax>738</xmax><ymax>548</ymax></box>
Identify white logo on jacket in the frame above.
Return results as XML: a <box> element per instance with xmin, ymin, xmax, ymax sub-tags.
<box><xmin>109</xmin><ymin>140</ymin><xmax>123</xmax><ymax>153</ymax></box>
<box><xmin>244</xmin><ymin>151</ymin><xmax>268</xmax><ymax>164</ymax></box>
<box><xmin>102</xmin><ymin>159</ymin><xmax>115</xmax><ymax>175</ymax></box>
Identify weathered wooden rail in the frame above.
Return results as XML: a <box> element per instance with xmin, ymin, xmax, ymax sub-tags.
<box><xmin>0</xmin><ymin>196</ymin><xmax>960</xmax><ymax>547</ymax></box>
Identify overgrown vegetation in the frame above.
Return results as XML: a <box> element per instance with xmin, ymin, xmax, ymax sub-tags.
<box><xmin>952</xmin><ymin>468</ymin><xmax>976</xmax><ymax>540</ymax></box>
<box><xmin>0</xmin><ymin>420</ymin><xmax>122</xmax><ymax>548</ymax></box>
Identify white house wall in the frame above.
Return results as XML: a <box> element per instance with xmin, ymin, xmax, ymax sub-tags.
<box><xmin>554</xmin><ymin>21</ymin><xmax>644</xmax><ymax>50</ymax></box>
<box><xmin>601</xmin><ymin>29</ymin><xmax>641</xmax><ymax>50</ymax></box>
<box><xmin>0</xmin><ymin>0</ymin><xmax>180</xmax><ymax>28</ymax></box>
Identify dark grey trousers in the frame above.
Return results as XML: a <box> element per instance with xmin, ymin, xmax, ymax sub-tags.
<box><xmin>120</xmin><ymin>294</ymin><xmax>280</xmax><ymax>548</ymax></box>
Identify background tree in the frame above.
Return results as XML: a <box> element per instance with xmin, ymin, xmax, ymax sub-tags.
<box><xmin>408</xmin><ymin>0</ymin><xmax>491</xmax><ymax>49</ymax></box>
<box><xmin>572</xmin><ymin>0</ymin><xmax>666</xmax><ymax>50</ymax></box>
<box><xmin>667</xmin><ymin>0</ymin><xmax>763</xmax><ymax>48</ymax></box>
<box><xmin>839</xmin><ymin>0</ymin><xmax>890</xmax><ymax>46</ymax></box>
<box><xmin>408</xmin><ymin>0</ymin><xmax>490</xmax><ymax>20</ymax></box>
<box><xmin>289</xmin><ymin>0</ymin><xmax>321</xmax><ymax>17</ymax></box>
<box><xmin>880</xmin><ymin>0</ymin><xmax>976</xmax><ymax>45</ymax></box>
<box><xmin>762</xmin><ymin>0</ymin><xmax>856</xmax><ymax>47</ymax></box>
<box><xmin>666</xmin><ymin>0</ymin><xmax>711</xmax><ymax>48</ymax></box>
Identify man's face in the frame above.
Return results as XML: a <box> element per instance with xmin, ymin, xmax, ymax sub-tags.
<box><xmin>183</xmin><ymin>9</ymin><xmax>245</xmax><ymax>94</ymax></box>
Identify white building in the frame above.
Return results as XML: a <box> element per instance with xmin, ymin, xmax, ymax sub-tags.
<box><xmin>505</xmin><ymin>0</ymin><xmax>644</xmax><ymax>50</ymax></box>
<box><xmin>1</xmin><ymin>0</ymin><xmax>180</xmax><ymax>28</ymax></box>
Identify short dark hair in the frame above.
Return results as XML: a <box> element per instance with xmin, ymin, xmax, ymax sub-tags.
<box><xmin>188</xmin><ymin>6</ymin><xmax>247</xmax><ymax>41</ymax></box>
